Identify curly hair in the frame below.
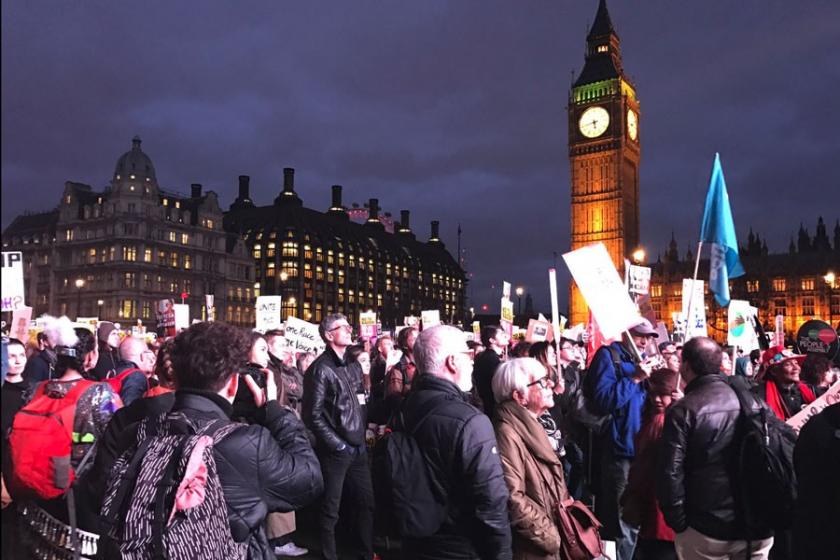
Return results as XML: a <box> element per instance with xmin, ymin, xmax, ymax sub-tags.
<box><xmin>170</xmin><ymin>322</ymin><xmax>251</xmax><ymax>392</ymax></box>
<box><xmin>55</xmin><ymin>327</ymin><xmax>98</xmax><ymax>377</ymax></box>
<box><xmin>800</xmin><ymin>354</ymin><xmax>832</xmax><ymax>386</ymax></box>
<box><xmin>154</xmin><ymin>338</ymin><xmax>177</xmax><ymax>388</ymax></box>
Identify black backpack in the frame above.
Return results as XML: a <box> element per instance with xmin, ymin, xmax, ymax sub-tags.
<box><xmin>371</xmin><ymin>404</ymin><xmax>447</xmax><ymax>538</ymax></box>
<box><xmin>728</xmin><ymin>378</ymin><xmax>798</xmax><ymax>536</ymax></box>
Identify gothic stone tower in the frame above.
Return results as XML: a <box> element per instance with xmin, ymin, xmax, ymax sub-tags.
<box><xmin>568</xmin><ymin>0</ymin><xmax>641</xmax><ymax>325</ymax></box>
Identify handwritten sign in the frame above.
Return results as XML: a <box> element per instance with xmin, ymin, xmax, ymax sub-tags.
<box><xmin>681</xmin><ymin>279</ymin><xmax>708</xmax><ymax>339</ymax></box>
<box><xmin>525</xmin><ymin>319</ymin><xmax>550</xmax><ymax>343</ymax></box>
<box><xmin>359</xmin><ymin>311</ymin><xmax>377</xmax><ymax>338</ymax></box>
<box><xmin>562</xmin><ymin>244</ymin><xmax>642</xmax><ymax>339</ymax></box>
<box><xmin>628</xmin><ymin>265</ymin><xmax>651</xmax><ymax>295</ymax></box>
<box><xmin>255</xmin><ymin>296</ymin><xmax>283</xmax><ymax>333</ymax></box>
<box><xmin>421</xmin><ymin>310</ymin><xmax>441</xmax><ymax>329</ymax></box>
<box><xmin>787</xmin><ymin>381</ymin><xmax>840</xmax><ymax>434</ymax></box>
<box><xmin>1</xmin><ymin>252</ymin><xmax>25</xmax><ymax>312</ymax></box>
<box><xmin>285</xmin><ymin>316</ymin><xmax>325</xmax><ymax>355</ymax></box>
<box><xmin>10</xmin><ymin>306</ymin><xmax>33</xmax><ymax>342</ymax></box>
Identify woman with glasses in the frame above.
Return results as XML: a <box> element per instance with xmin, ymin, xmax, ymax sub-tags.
<box><xmin>491</xmin><ymin>358</ymin><xmax>571</xmax><ymax>559</ymax></box>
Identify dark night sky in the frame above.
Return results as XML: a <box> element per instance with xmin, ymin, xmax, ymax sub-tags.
<box><xmin>3</xmin><ymin>1</ymin><xmax>839</xmax><ymax>316</ymax></box>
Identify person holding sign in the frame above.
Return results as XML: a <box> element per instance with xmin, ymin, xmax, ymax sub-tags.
<box><xmin>302</xmin><ymin>314</ymin><xmax>374</xmax><ymax>560</ymax></box>
<box><xmin>583</xmin><ymin>319</ymin><xmax>660</xmax><ymax>560</ymax></box>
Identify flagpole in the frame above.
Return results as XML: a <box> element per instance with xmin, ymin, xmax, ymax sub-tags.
<box><xmin>680</xmin><ymin>240</ymin><xmax>704</xmax><ymax>388</ymax></box>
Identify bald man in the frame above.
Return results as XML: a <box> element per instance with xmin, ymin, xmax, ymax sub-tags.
<box><xmin>111</xmin><ymin>336</ymin><xmax>154</xmax><ymax>405</ymax></box>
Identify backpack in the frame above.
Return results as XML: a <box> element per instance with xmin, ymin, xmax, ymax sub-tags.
<box><xmin>8</xmin><ymin>379</ymin><xmax>98</xmax><ymax>500</ymax></box>
<box><xmin>728</xmin><ymin>378</ymin><xmax>798</xmax><ymax>535</ymax></box>
<box><xmin>371</xmin><ymin>405</ymin><xmax>447</xmax><ymax>538</ymax></box>
<box><xmin>105</xmin><ymin>367</ymin><xmax>149</xmax><ymax>396</ymax></box>
<box><xmin>100</xmin><ymin>412</ymin><xmax>247</xmax><ymax>560</ymax></box>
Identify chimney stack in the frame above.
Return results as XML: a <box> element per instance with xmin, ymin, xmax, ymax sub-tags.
<box><xmin>331</xmin><ymin>185</ymin><xmax>343</xmax><ymax>209</ymax></box>
<box><xmin>283</xmin><ymin>168</ymin><xmax>295</xmax><ymax>194</ymax></box>
<box><xmin>238</xmin><ymin>175</ymin><xmax>250</xmax><ymax>200</ymax></box>
<box><xmin>400</xmin><ymin>210</ymin><xmax>411</xmax><ymax>231</ymax></box>
<box><xmin>367</xmin><ymin>198</ymin><xmax>380</xmax><ymax>222</ymax></box>
<box><xmin>191</xmin><ymin>183</ymin><xmax>202</xmax><ymax>198</ymax></box>
<box><xmin>430</xmin><ymin>220</ymin><xmax>440</xmax><ymax>241</ymax></box>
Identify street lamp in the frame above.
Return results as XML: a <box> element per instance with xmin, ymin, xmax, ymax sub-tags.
<box><xmin>74</xmin><ymin>278</ymin><xmax>85</xmax><ymax>318</ymax></box>
<box><xmin>279</xmin><ymin>271</ymin><xmax>289</xmax><ymax>282</ymax></box>
<box><xmin>515</xmin><ymin>286</ymin><xmax>524</xmax><ymax>315</ymax></box>
<box><xmin>97</xmin><ymin>299</ymin><xmax>104</xmax><ymax>318</ymax></box>
<box><xmin>632</xmin><ymin>248</ymin><xmax>646</xmax><ymax>265</ymax></box>
<box><xmin>825</xmin><ymin>271</ymin><xmax>836</xmax><ymax>328</ymax></box>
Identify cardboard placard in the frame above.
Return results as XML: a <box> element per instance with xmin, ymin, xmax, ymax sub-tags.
<box><xmin>10</xmin><ymin>306</ymin><xmax>33</xmax><ymax>343</ymax></box>
<box><xmin>359</xmin><ymin>311</ymin><xmax>377</xmax><ymax>338</ymax></box>
<box><xmin>285</xmin><ymin>316</ymin><xmax>326</xmax><ymax>355</ymax></box>
<box><xmin>562</xmin><ymin>244</ymin><xmax>642</xmax><ymax>340</ymax></box>
<box><xmin>500</xmin><ymin>298</ymin><xmax>514</xmax><ymax>323</ymax></box>
<box><xmin>654</xmin><ymin>321</ymin><xmax>671</xmax><ymax>343</ymax></box>
<box><xmin>472</xmin><ymin>321</ymin><xmax>481</xmax><ymax>336</ymax></box>
<box><xmin>1</xmin><ymin>251</ymin><xmax>26</xmax><ymax>312</ymax></box>
<box><xmin>255</xmin><ymin>296</ymin><xmax>283</xmax><ymax>333</ymax></box>
<box><xmin>681</xmin><ymin>279</ymin><xmax>708</xmax><ymax>339</ymax></box>
<box><xmin>525</xmin><ymin>319</ymin><xmax>550</xmax><ymax>343</ymax></box>
<box><xmin>728</xmin><ymin>300</ymin><xmax>759</xmax><ymax>352</ymax></box>
<box><xmin>502</xmin><ymin>281</ymin><xmax>511</xmax><ymax>299</ymax></box>
<box><xmin>787</xmin><ymin>381</ymin><xmax>840</xmax><ymax>434</ymax></box>
<box><xmin>173</xmin><ymin>304</ymin><xmax>190</xmax><ymax>332</ymax></box>
<box><xmin>421</xmin><ymin>310</ymin><xmax>441</xmax><ymax>329</ymax></box>
<box><xmin>628</xmin><ymin>265</ymin><xmax>651</xmax><ymax>295</ymax></box>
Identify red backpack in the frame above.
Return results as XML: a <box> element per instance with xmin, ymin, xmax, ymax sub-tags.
<box><xmin>8</xmin><ymin>379</ymin><xmax>97</xmax><ymax>500</ymax></box>
<box><xmin>105</xmin><ymin>367</ymin><xmax>149</xmax><ymax>396</ymax></box>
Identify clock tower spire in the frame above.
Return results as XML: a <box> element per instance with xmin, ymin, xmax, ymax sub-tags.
<box><xmin>567</xmin><ymin>0</ymin><xmax>641</xmax><ymax>325</ymax></box>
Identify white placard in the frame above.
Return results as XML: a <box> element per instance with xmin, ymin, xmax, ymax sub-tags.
<box><xmin>285</xmin><ymin>316</ymin><xmax>326</xmax><ymax>355</ymax></box>
<box><xmin>548</xmin><ymin>268</ymin><xmax>562</xmax><ymax>344</ymax></box>
<box><xmin>728</xmin><ymin>300</ymin><xmax>759</xmax><ymax>352</ymax></box>
<box><xmin>1</xmin><ymin>251</ymin><xmax>25</xmax><ymax>312</ymax></box>
<box><xmin>255</xmin><ymin>296</ymin><xmax>283</xmax><ymax>333</ymax></box>
<box><xmin>10</xmin><ymin>306</ymin><xmax>33</xmax><ymax>343</ymax></box>
<box><xmin>173</xmin><ymin>304</ymin><xmax>190</xmax><ymax>332</ymax></box>
<box><xmin>787</xmin><ymin>381</ymin><xmax>840</xmax><ymax>434</ymax></box>
<box><xmin>421</xmin><ymin>310</ymin><xmax>441</xmax><ymax>329</ymax></box>
<box><xmin>562</xmin><ymin>244</ymin><xmax>642</xmax><ymax>340</ymax></box>
<box><xmin>681</xmin><ymin>279</ymin><xmax>708</xmax><ymax>339</ymax></box>
<box><xmin>502</xmin><ymin>281</ymin><xmax>511</xmax><ymax>299</ymax></box>
<box><xmin>359</xmin><ymin>311</ymin><xmax>377</xmax><ymax>338</ymax></box>
<box><xmin>628</xmin><ymin>265</ymin><xmax>651</xmax><ymax>295</ymax></box>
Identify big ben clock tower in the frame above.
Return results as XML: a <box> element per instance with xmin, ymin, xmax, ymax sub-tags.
<box><xmin>568</xmin><ymin>0</ymin><xmax>641</xmax><ymax>325</ymax></box>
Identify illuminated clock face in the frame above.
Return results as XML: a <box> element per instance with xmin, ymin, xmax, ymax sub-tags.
<box><xmin>579</xmin><ymin>106</ymin><xmax>610</xmax><ymax>138</ymax></box>
<box><xmin>627</xmin><ymin>109</ymin><xmax>638</xmax><ymax>141</ymax></box>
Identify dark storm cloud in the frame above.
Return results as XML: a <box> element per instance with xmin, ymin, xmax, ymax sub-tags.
<box><xmin>3</xmin><ymin>0</ymin><xmax>839</xmax><ymax>316</ymax></box>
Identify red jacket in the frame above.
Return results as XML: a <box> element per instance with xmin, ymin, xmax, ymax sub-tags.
<box><xmin>623</xmin><ymin>409</ymin><xmax>675</xmax><ymax>542</ymax></box>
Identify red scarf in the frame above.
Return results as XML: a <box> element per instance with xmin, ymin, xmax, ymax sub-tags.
<box><xmin>764</xmin><ymin>380</ymin><xmax>816</xmax><ymax>420</ymax></box>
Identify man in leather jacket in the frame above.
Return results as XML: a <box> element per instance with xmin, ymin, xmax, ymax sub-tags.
<box><xmin>302</xmin><ymin>313</ymin><xmax>374</xmax><ymax>560</ymax></box>
<box><xmin>657</xmin><ymin>337</ymin><xmax>774</xmax><ymax>560</ymax></box>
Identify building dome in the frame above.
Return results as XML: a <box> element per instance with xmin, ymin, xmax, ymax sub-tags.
<box><xmin>113</xmin><ymin>135</ymin><xmax>157</xmax><ymax>187</ymax></box>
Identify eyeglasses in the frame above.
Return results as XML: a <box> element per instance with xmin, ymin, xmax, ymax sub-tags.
<box><xmin>526</xmin><ymin>376</ymin><xmax>554</xmax><ymax>389</ymax></box>
<box><xmin>560</xmin><ymin>344</ymin><xmax>574</xmax><ymax>351</ymax></box>
<box><xmin>328</xmin><ymin>324</ymin><xmax>353</xmax><ymax>333</ymax></box>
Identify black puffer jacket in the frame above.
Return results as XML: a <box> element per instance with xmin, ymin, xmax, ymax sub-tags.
<box><xmin>88</xmin><ymin>390</ymin><xmax>323</xmax><ymax>560</ymax></box>
<box><xmin>657</xmin><ymin>374</ymin><xmax>757</xmax><ymax>541</ymax></box>
<box><xmin>302</xmin><ymin>347</ymin><xmax>366</xmax><ymax>451</ymax></box>
<box><xmin>401</xmin><ymin>373</ymin><xmax>512</xmax><ymax>560</ymax></box>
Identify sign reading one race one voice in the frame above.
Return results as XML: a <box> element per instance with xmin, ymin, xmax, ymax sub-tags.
<box><xmin>563</xmin><ymin>243</ymin><xmax>642</xmax><ymax>340</ymax></box>
<box><xmin>285</xmin><ymin>316</ymin><xmax>326</xmax><ymax>355</ymax></box>
<box><xmin>1</xmin><ymin>252</ymin><xmax>26</xmax><ymax>312</ymax></box>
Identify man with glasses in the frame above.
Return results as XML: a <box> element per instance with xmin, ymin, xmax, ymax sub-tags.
<box><xmin>303</xmin><ymin>313</ymin><xmax>375</xmax><ymax>560</ymax></box>
<box><xmin>397</xmin><ymin>325</ymin><xmax>512</xmax><ymax>560</ymax></box>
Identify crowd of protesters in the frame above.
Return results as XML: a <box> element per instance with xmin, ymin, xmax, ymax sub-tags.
<box><xmin>0</xmin><ymin>311</ymin><xmax>838</xmax><ymax>560</ymax></box>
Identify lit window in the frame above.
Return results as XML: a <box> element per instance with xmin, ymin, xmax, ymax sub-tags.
<box><xmin>267</xmin><ymin>242</ymin><xmax>276</xmax><ymax>258</ymax></box>
<box><xmin>123</xmin><ymin>246</ymin><xmax>137</xmax><ymax>261</ymax></box>
<box><xmin>181</xmin><ymin>233</ymin><xmax>189</xmax><ymax>245</ymax></box>
<box><xmin>772</xmin><ymin>278</ymin><xmax>786</xmax><ymax>292</ymax></box>
<box><xmin>170</xmin><ymin>253</ymin><xmax>178</xmax><ymax>267</ymax></box>
<box><xmin>168</xmin><ymin>231</ymin><xmax>176</xmax><ymax>243</ymax></box>
<box><xmin>175</xmin><ymin>201</ymin><xmax>181</xmax><ymax>209</ymax></box>
<box><xmin>65</xmin><ymin>229</ymin><xmax>74</xmax><ymax>241</ymax></box>
<box><xmin>801</xmin><ymin>278</ymin><xmax>815</xmax><ymax>291</ymax></box>
<box><xmin>253</xmin><ymin>244</ymin><xmax>262</xmax><ymax>259</ymax></box>
<box><xmin>130</xmin><ymin>174</ymin><xmax>135</xmax><ymax>180</ymax></box>
<box><xmin>206</xmin><ymin>219</ymin><xmax>214</xmax><ymax>229</ymax></box>
<box><xmin>597</xmin><ymin>45</ymin><xmax>608</xmax><ymax>53</ymax></box>
<box><xmin>802</xmin><ymin>297</ymin><xmax>815</xmax><ymax>316</ymax></box>
<box><xmin>144</xmin><ymin>248</ymin><xmax>152</xmax><ymax>262</ymax></box>
<box><xmin>184</xmin><ymin>255</ymin><xmax>192</xmax><ymax>269</ymax></box>
<box><xmin>163</xmin><ymin>198</ymin><xmax>169</xmax><ymax>206</ymax></box>
<box><xmin>747</xmin><ymin>280</ymin><xmax>759</xmax><ymax>293</ymax></box>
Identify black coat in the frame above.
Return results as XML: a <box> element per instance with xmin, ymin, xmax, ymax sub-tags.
<box><xmin>21</xmin><ymin>349</ymin><xmax>55</xmax><ymax>385</ymax></box>
<box><xmin>401</xmin><ymin>373</ymin><xmax>512</xmax><ymax>560</ymax></box>
<box><xmin>86</xmin><ymin>390</ymin><xmax>323</xmax><ymax>560</ymax></box>
<box><xmin>793</xmin><ymin>402</ymin><xmax>840</xmax><ymax>559</ymax></box>
<box><xmin>302</xmin><ymin>347</ymin><xmax>366</xmax><ymax>451</ymax></box>
<box><xmin>657</xmin><ymin>374</ymin><xmax>754</xmax><ymax>541</ymax></box>
<box><xmin>473</xmin><ymin>349</ymin><xmax>502</xmax><ymax>417</ymax></box>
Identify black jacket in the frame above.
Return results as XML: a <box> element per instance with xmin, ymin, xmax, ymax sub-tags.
<box><xmin>302</xmin><ymin>347</ymin><xmax>366</xmax><ymax>451</ymax></box>
<box><xmin>657</xmin><ymin>374</ymin><xmax>751</xmax><ymax>540</ymax></box>
<box><xmin>473</xmin><ymin>349</ymin><xmax>502</xmax><ymax>417</ymax></box>
<box><xmin>401</xmin><ymin>373</ymin><xmax>512</xmax><ymax>560</ymax></box>
<box><xmin>90</xmin><ymin>343</ymin><xmax>120</xmax><ymax>381</ymax></box>
<box><xmin>86</xmin><ymin>390</ymin><xmax>323</xmax><ymax>560</ymax></box>
<box><xmin>21</xmin><ymin>349</ymin><xmax>56</xmax><ymax>385</ymax></box>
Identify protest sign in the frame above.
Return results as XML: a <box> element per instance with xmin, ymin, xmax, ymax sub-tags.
<box><xmin>205</xmin><ymin>294</ymin><xmax>215</xmax><ymax>322</ymax></box>
<box><xmin>156</xmin><ymin>299</ymin><xmax>176</xmax><ymax>330</ymax></box>
<box><xmin>774</xmin><ymin>315</ymin><xmax>785</xmax><ymax>348</ymax></box>
<box><xmin>502</xmin><ymin>281</ymin><xmax>511</xmax><ymax>299</ymax></box>
<box><xmin>359</xmin><ymin>311</ymin><xmax>377</xmax><ymax>338</ymax></box>
<box><xmin>562</xmin><ymin>244</ymin><xmax>642</xmax><ymax>340</ymax></box>
<box><xmin>728</xmin><ymin>300</ymin><xmax>759</xmax><ymax>352</ymax></box>
<box><xmin>472</xmin><ymin>321</ymin><xmax>481</xmax><ymax>336</ymax></box>
<box><xmin>628</xmin><ymin>265</ymin><xmax>651</xmax><ymax>295</ymax></box>
<box><xmin>654</xmin><ymin>321</ymin><xmax>670</xmax><ymax>343</ymax></box>
<box><xmin>548</xmin><ymin>269</ymin><xmax>563</xmax><ymax>344</ymax></box>
<box><xmin>421</xmin><ymin>310</ymin><xmax>441</xmax><ymax>329</ymax></box>
<box><xmin>637</xmin><ymin>293</ymin><xmax>657</xmax><ymax>324</ymax></box>
<box><xmin>76</xmin><ymin>317</ymin><xmax>100</xmax><ymax>332</ymax></box>
<box><xmin>525</xmin><ymin>319</ymin><xmax>550</xmax><ymax>343</ymax></box>
<box><xmin>10</xmin><ymin>306</ymin><xmax>32</xmax><ymax>343</ymax></box>
<box><xmin>787</xmin><ymin>381</ymin><xmax>840</xmax><ymax>434</ymax></box>
<box><xmin>404</xmin><ymin>316</ymin><xmax>420</xmax><ymax>328</ymax></box>
<box><xmin>285</xmin><ymin>316</ymin><xmax>326</xmax><ymax>355</ymax></box>
<box><xmin>1</xmin><ymin>251</ymin><xmax>25</xmax><ymax>312</ymax></box>
<box><xmin>795</xmin><ymin>320</ymin><xmax>839</xmax><ymax>359</ymax></box>
<box><xmin>173</xmin><ymin>304</ymin><xmax>190</xmax><ymax>332</ymax></box>
<box><xmin>500</xmin><ymin>298</ymin><xmax>514</xmax><ymax>323</ymax></box>
<box><xmin>681</xmin><ymin>279</ymin><xmax>708</xmax><ymax>339</ymax></box>
<box><xmin>255</xmin><ymin>296</ymin><xmax>283</xmax><ymax>333</ymax></box>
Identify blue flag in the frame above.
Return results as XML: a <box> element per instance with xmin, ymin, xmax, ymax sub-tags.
<box><xmin>699</xmin><ymin>153</ymin><xmax>744</xmax><ymax>307</ymax></box>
